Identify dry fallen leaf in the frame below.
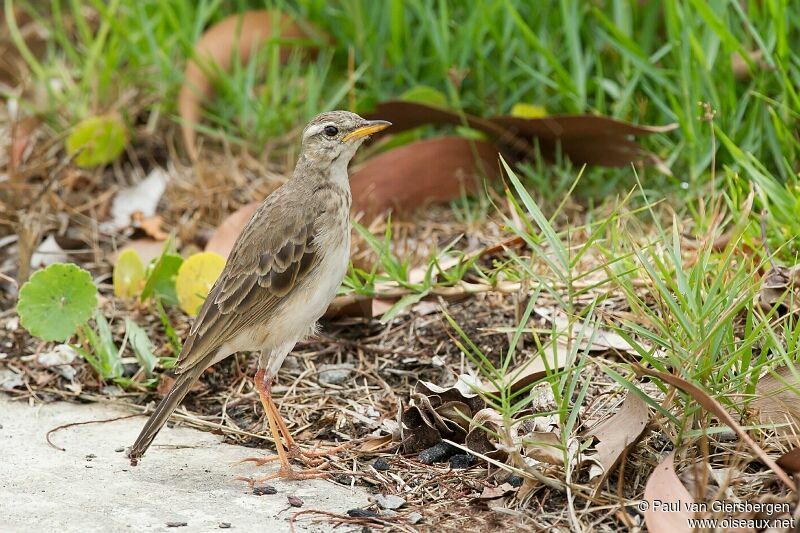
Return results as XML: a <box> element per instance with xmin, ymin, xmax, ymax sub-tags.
<box><xmin>401</xmin><ymin>375</ymin><xmax>485</xmax><ymax>453</ymax></box>
<box><xmin>366</xmin><ymin>100</ymin><xmax>677</xmax><ymax>170</ymax></box>
<box><xmin>204</xmin><ymin>201</ymin><xmax>260</xmax><ymax>258</ymax></box>
<box><xmin>753</xmin><ymin>363</ymin><xmax>800</xmax><ymax>441</ymax></box>
<box><xmin>757</xmin><ymin>264</ymin><xmax>800</xmax><ymax>314</ymax></box>
<box><xmin>131</xmin><ymin>214</ymin><xmax>168</xmax><ymax>241</ymax></box>
<box><xmin>350</xmin><ymin>136</ymin><xmax>501</xmax><ymax>218</ymax></box>
<box><xmin>643</xmin><ymin>452</ymin><xmax>694</xmax><ymax>533</ymax></box>
<box><xmin>634</xmin><ymin>364</ymin><xmax>796</xmax><ymax>491</ymax></box>
<box><xmin>472</xmin><ymin>482</ymin><xmax>517</xmax><ymax>502</ymax></box>
<box><xmin>535</xmin><ymin>307</ymin><xmax>645</xmax><ymax>354</ymax></box>
<box><xmin>490</xmin><ymin>341</ymin><xmax>571</xmax><ymax>394</ymax></box>
<box><xmin>583</xmin><ymin>393</ymin><xmax>650</xmax><ymax>488</ymax></box>
<box><xmin>776</xmin><ymin>448</ymin><xmax>800</xmax><ymax>474</ymax></box>
<box><xmin>179</xmin><ymin>10</ymin><xmax>326</xmax><ymax>160</ymax></box>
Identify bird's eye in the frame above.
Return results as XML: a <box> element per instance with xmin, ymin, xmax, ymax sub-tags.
<box><xmin>323</xmin><ymin>125</ymin><xmax>339</xmax><ymax>137</ymax></box>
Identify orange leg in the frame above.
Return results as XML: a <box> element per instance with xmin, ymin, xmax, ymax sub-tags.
<box><xmin>238</xmin><ymin>370</ymin><xmax>329</xmax><ymax>482</ymax></box>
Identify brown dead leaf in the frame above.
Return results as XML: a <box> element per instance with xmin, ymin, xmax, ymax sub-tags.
<box><xmin>472</xmin><ymin>482</ymin><xmax>517</xmax><ymax>502</ymax></box>
<box><xmin>366</xmin><ymin>100</ymin><xmax>676</xmax><ymax>169</ymax></box>
<box><xmin>464</xmin><ymin>407</ymin><xmax>507</xmax><ymax>460</ymax></box>
<box><xmin>753</xmin><ymin>363</ymin><xmax>800</xmax><ymax>441</ymax></box>
<box><xmin>757</xmin><ymin>265</ymin><xmax>800</xmax><ymax>314</ymax></box>
<box><xmin>359</xmin><ymin>434</ymin><xmax>394</xmax><ymax>453</ymax></box>
<box><xmin>490</xmin><ymin>341</ymin><xmax>571</xmax><ymax>394</ymax></box>
<box><xmin>179</xmin><ymin>10</ymin><xmax>327</xmax><ymax>160</ymax></box>
<box><xmin>156</xmin><ymin>374</ymin><xmax>176</xmax><ymax>397</ymax></box>
<box><xmin>204</xmin><ymin>201</ymin><xmax>259</xmax><ymax>258</ymax></box>
<box><xmin>776</xmin><ymin>448</ymin><xmax>800</xmax><ymax>474</ymax></box>
<box><xmin>643</xmin><ymin>452</ymin><xmax>694</xmax><ymax>533</ymax></box>
<box><xmin>583</xmin><ymin>393</ymin><xmax>650</xmax><ymax>487</ymax></box>
<box><xmin>350</xmin><ymin>137</ymin><xmax>501</xmax><ymax>218</ymax></box>
<box><xmin>522</xmin><ymin>431</ymin><xmax>563</xmax><ymax>466</ymax></box>
<box><xmin>634</xmin><ymin>364</ymin><xmax>796</xmax><ymax>491</ymax></box>
<box><xmin>132</xmin><ymin>213</ymin><xmax>169</xmax><ymax>241</ymax></box>
<box><xmin>401</xmin><ymin>376</ymin><xmax>486</xmax><ymax>453</ymax></box>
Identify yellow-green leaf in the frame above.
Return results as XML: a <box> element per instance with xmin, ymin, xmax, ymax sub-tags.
<box><xmin>113</xmin><ymin>249</ymin><xmax>145</xmax><ymax>299</ymax></box>
<box><xmin>510</xmin><ymin>103</ymin><xmax>548</xmax><ymax>119</ymax></box>
<box><xmin>66</xmin><ymin>114</ymin><xmax>127</xmax><ymax>168</ymax></box>
<box><xmin>176</xmin><ymin>252</ymin><xmax>226</xmax><ymax>316</ymax></box>
<box><xmin>400</xmin><ymin>85</ymin><xmax>447</xmax><ymax>107</ymax></box>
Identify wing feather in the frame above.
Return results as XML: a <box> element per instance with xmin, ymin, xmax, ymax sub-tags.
<box><xmin>176</xmin><ymin>202</ymin><xmax>320</xmax><ymax>373</ymax></box>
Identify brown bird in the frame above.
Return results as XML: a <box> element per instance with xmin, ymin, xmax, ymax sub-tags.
<box><xmin>128</xmin><ymin>111</ymin><xmax>390</xmax><ymax>480</ymax></box>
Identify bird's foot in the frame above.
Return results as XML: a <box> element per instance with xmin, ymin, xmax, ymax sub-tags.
<box><xmin>237</xmin><ymin>463</ymin><xmax>329</xmax><ymax>485</ymax></box>
<box><xmin>240</xmin><ymin>441</ymin><xmax>350</xmax><ymax>467</ymax></box>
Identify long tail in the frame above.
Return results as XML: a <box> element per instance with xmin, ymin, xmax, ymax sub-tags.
<box><xmin>127</xmin><ymin>366</ymin><xmax>205</xmax><ymax>462</ymax></box>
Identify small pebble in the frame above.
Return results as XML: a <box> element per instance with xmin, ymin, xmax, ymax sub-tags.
<box><xmin>408</xmin><ymin>512</ymin><xmax>423</xmax><ymax>525</ymax></box>
<box><xmin>347</xmin><ymin>509</ymin><xmax>380</xmax><ymax>518</ymax></box>
<box><xmin>418</xmin><ymin>441</ymin><xmax>459</xmax><ymax>465</ymax></box>
<box><xmin>380</xmin><ymin>510</ymin><xmax>398</xmax><ymax>518</ymax></box>
<box><xmin>252</xmin><ymin>485</ymin><xmax>277</xmax><ymax>496</ymax></box>
<box><xmin>375</xmin><ymin>494</ymin><xmax>406</xmax><ymax>510</ymax></box>
<box><xmin>335</xmin><ymin>474</ymin><xmax>355</xmax><ymax>485</ymax></box>
<box><xmin>166</xmin><ymin>522</ymin><xmax>187</xmax><ymax>528</ymax></box>
<box><xmin>218</xmin><ymin>522</ymin><xmax>231</xmax><ymax>529</ymax></box>
<box><xmin>287</xmin><ymin>495</ymin><xmax>303</xmax><ymax>507</ymax></box>
<box><xmin>114</xmin><ymin>447</ymin><xmax>125</xmax><ymax>453</ymax></box>
<box><xmin>507</xmin><ymin>475</ymin><xmax>523</xmax><ymax>487</ymax></box>
<box><xmin>317</xmin><ymin>363</ymin><xmax>355</xmax><ymax>385</ymax></box>
<box><xmin>449</xmin><ymin>454</ymin><xmax>475</xmax><ymax>469</ymax></box>
<box><xmin>373</xmin><ymin>458</ymin><xmax>390</xmax><ymax>471</ymax></box>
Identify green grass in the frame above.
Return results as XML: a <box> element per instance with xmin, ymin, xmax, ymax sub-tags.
<box><xmin>6</xmin><ymin>1</ymin><xmax>799</xmax><ymax>183</ymax></box>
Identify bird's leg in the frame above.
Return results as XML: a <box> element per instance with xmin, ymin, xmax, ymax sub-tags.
<box><xmin>237</xmin><ymin>369</ymin><xmax>327</xmax><ymax>480</ymax></box>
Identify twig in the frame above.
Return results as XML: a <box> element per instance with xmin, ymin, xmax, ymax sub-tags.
<box><xmin>46</xmin><ymin>413</ymin><xmax>141</xmax><ymax>451</ymax></box>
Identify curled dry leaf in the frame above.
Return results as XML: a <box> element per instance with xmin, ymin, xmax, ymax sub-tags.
<box><xmin>366</xmin><ymin>100</ymin><xmax>676</xmax><ymax>170</ymax></box>
<box><xmin>179</xmin><ymin>10</ymin><xmax>326</xmax><ymax>160</ymax></box>
<box><xmin>757</xmin><ymin>264</ymin><xmax>800</xmax><ymax>315</ymax></box>
<box><xmin>464</xmin><ymin>407</ymin><xmax>507</xmax><ymax>460</ymax></box>
<box><xmin>350</xmin><ymin>136</ymin><xmax>501</xmax><ymax>218</ymax></box>
<box><xmin>634</xmin><ymin>363</ymin><xmax>796</xmax><ymax>491</ymax></box>
<box><xmin>643</xmin><ymin>451</ymin><xmax>694</xmax><ymax>533</ymax></box>
<box><xmin>583</xmin><ymin>393</ymin><xmax>649</xmax><ymax>488</ymax></box>
<box><xmin>401</xmin><ymin>376</ymin><xmax>485</xmax><ymax>454</ymax></box>
<box><xmin>753</xmin><ymin>363</ymin><xmax>800</xmax><ymax>441</ymax></box>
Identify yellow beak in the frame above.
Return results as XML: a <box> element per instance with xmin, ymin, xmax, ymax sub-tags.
<box><xmin>342</xmin><ymin>120</ymin><xmax>392</xmax><ymax>142</ymax></box>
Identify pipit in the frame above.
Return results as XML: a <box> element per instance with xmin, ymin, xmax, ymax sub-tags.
<box><xmin>127</xmin><ymin>111</ymin><xmax>390</xmax><ymax>480</ymax></box>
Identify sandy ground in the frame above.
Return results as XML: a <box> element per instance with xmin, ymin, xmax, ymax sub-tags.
<box><xmin>0</xmin><ymin>397</ymin><xmax>369</xmax><ymax>532</ymax></box>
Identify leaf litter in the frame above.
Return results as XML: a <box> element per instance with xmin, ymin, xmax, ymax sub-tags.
<box><xmin>1</xmin><ymin>6</ymin><xmax>797</xmax><ymax>532</ymax></box>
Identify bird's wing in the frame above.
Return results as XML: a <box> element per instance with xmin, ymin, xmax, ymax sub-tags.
<box><xmin>175</xmin><ymin>194</ymin><xmax>320</xmax><ymax>373</ymax></box>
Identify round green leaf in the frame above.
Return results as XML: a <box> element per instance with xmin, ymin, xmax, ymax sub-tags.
<box><xmin>66</xmin><ymin>114</ymin><xmax>128</xmax><ymax>168</ymax></box>
<box><xmin>17</xmin><ymin>263</ymin><xmax>98</xmax><ymax>342</ymax></box>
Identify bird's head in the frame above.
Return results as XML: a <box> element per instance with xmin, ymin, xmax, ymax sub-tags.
<box><xmin>299</xmin><ymin>111</ymin><xmax>391</xmax><ymax>170</ymax></box>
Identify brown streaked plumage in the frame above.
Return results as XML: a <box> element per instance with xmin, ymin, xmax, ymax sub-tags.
<box><xmin>128</xmin><ymin>111</ymin><xmax>390</xmax><ymax>480</ymax></box>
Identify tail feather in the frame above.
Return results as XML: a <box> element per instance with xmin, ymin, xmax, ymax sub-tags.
<box><xmin>127</xmin><ymin>366</ymin><xmax>204</xmax><ymax>462</ymax></box>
